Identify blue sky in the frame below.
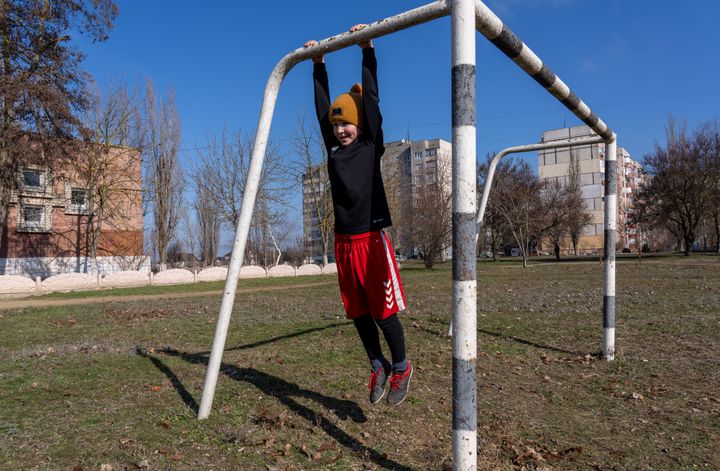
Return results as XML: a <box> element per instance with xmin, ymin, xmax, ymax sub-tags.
<box><xmin>74</xmin><ymin>0</ymin><xmax>720</xmax><ymax>250</ymax></box>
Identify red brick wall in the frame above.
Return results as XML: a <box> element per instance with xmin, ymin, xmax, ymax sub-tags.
<box><xmin>1</xmin><ymin>146</ymin><xmax>144</xmax><ymax>259</ymax></box>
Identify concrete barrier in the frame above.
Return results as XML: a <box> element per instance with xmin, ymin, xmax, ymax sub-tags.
<box><xmin>239</xmin><ymin>265</ymin><xmax>267</xmax><ymax>279</ymax></box>
<box><xmin>153</xmin><ymin>268</ymin><xmax>194</xmax><ymax>286</ymax></box>
<box><xmin>101</xmin><ymin>271</ymin><xmax>150</xmax><ymax>289</ymax></box>
<box><xmin>0</xmin><ymin>275</ymin><xmax>37</xmax><ymax>294</ymax></box>
<box><xmin>198</xmin><ymin>267</ymin><xmax>228</xmax><ymax>282</ymax></box>
<box><xmin>0</xmin><ymin>262</ymin><xmax>344</xmax><ymax>296</ymax></box>
<box><xmin>268</xmin><ymin>264</ymin><xmax>296</xmax><ymax>278</ymax></box>
<box><xmin>43</xmin><ymin>273</ymin><xmax>98</xmax><ymax>292</ymax></box>
<box><xmin>296</xmin><ymin>264</ymin><xmax>322</xmax><ymax>276</ymax></box>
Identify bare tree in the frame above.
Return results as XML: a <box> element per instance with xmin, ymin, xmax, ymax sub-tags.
<box><xmin>0</xmin><ymin>0</ymin><xmax>118</xmax><ymax>238</ymax></box>
<box><xmin>637</xmin><ymin>117</ymin><xmax>711</xmax><ymax>256</ymax></box>
<box><xmin>194</xmin><ymin>127</ymin><xmax>288</xmax><ymax>266</ymax></box>
<box><xmin>409</xmin><ymin>155</ymin><xmax>452</xmax><ymax>268</ymax></box>
<box><xmin>75</xmin><ymin>81</ymin><xmax>143</xmax><ymax>273</ymax></box>
<box><xmin>541</xmin><ymin>180</ymin><xmax>568</xmax><ymax>262</ymax></box>
<box><xmin>564</xmin><ymin>149</ymin><xmax>592</xmax><ymax>256</ymax></box>
<box><xmin>293</xmin><ymin>116</ymin><xmax>333</xmax><ymax>265</ymax></box>
<box><xmin>282</xmin><ymin>235</ymin><xmax>307</xmax><ymax>267</ymax></box>
<box><xmin>192</xmin><ymin>178</ymin><xmax>220</xmax><ymax>267</ymax></box>
<box><xmin>695</xmin><ymin>119</ymin><xmax>720</xmax><ymax>253</ymax></box>
<box><xmin>488</xmin><ymin>159</ymin><xmax>546</xmax><ymax>268</ymax></box>
<box><xmin>143</xmin><ymin>79</ymin><xmax>183</xmax><ymax>270</ymax></box>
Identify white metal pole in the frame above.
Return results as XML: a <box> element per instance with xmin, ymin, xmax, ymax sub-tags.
<box><xmin>603</xmin><ymin>135</ymin><xmax>617</xmax><ymax>360</ymax></box>
<box><xmin>451</xmin><ymin>0</ymin><xmax>477</xmax><ymax>468</ymax></box>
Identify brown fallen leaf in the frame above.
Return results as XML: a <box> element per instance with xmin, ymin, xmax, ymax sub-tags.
<box><xmin>300</xmin><ymin>444</ymin><xmax>313</xmax><ymax>459</ymax></box>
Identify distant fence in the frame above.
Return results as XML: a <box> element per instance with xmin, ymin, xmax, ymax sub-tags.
<box><xmin>0</xmin><ymin>263</ymin><xmax>338</xmax><ymax>296</ymax></box>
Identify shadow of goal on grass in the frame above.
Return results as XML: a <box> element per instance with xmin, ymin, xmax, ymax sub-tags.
<box><xmin>137</xmin><ymin>344</ymin><xmax>413</xmax><ymax>471</ymax></box>
<box><xmin>478</xmin><ymin>328</ymin><xmax>579</xmax><ymax>355</ymax></box>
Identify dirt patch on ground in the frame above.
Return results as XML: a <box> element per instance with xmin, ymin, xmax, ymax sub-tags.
<box><xmin>0</xmin><ymin>280</ymin><xmax>335</xmax><ymax>311</ymax></box>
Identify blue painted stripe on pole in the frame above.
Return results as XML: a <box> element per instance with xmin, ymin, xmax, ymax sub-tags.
<box><xmin>452</xmin><ymin>212</ymin><xmax>477</xmax><ymax>282</ymax></box>
<box><xmin>560</xmin><ymin>91</ymin><xmax>581</xmax><ymax>110</ymax></box>
<box><xmin>489</xmin><ymin>26</ymin><xmax>523</xmax><ymax>59</ymax></box>
<box><xmin>452</xmin><ymin>356</ymin><xmax>477</xmax><ymax>431</ymax></box>
<box><xmin>603</xmin><ymin>229</ymin><xmax>617</xmax><ymax>261</ymax></box>
<box><xmin>605</xmin><ymin>160</ymin><xmax>617</xmax><ymax>194</ymax></box>
<box><xmin>603</xmin><ymin>296</ymin><xmax>616</xmax><ymax>327</ymax></box>
<box><xmin>583</xmin><ymin>112</ymin><xmax>599</xmax><ymax>128</ymax></box>
<box><xmin>452</xmin><ymin>64</ymin><xmax>476</xmax><ymax>127</ymax></box>
<box><xmin>531</xmin><ymin>64</ymin><xmax>556</xmax><ymax>89</ymax></box>
<box><xmin>600</xmin><ymin>128</ymin><xmax>614</xmax><ymax>140</ymax></box>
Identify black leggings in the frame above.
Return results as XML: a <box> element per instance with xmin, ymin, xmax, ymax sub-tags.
<box><xmin>352</xmin><ymin>313</ymin><xmax>406</xmax><ymax>366</ymax></box>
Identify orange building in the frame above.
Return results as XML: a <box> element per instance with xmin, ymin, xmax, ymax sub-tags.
<box><xmin>0</xmin><ymin>144</ymin><xmax>147</xmax><ymax>277</ymax></box>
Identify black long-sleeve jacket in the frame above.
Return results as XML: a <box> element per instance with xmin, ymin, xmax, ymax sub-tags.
<box><xmin>313</xmin><ymin>47</ymin><xmax>392</xmax><ymax>234</ymax></box>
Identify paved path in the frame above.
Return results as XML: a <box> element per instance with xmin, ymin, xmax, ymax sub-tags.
<box><xmin>0</xmin><ymin>281</ymin><xmax>336</xmax><ymax>311</ymax></box>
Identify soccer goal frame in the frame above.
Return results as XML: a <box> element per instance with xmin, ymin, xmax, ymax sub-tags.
<box><xmin>198</xmin><ymin>1</ymin><xmax>618</xmax><ymax>469</ymax></box>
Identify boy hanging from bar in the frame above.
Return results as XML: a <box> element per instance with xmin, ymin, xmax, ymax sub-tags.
<box><xmin>304</xmin><ymin>24</ymin><xmax>412</xmax><ymax>405</ymax></box>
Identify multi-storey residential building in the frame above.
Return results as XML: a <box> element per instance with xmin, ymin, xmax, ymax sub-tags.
<box><xmin>302</xmin><ymin>138</ymin><xmax>452</xmax><ymax>261</ymax></box>
<box><xmin>301</xmin><ymin>164</ymin><xmax>334</xmax><ymax>264</ymax></box>
<box><xmin>0</xmin><ymin>145</ymin><xmax>146</xmax><ymax>277</ymax></box>
<box><xmin>537</xmin><ymin>125</ymin><xmax>647</xmax><ymax>253</ymax></box>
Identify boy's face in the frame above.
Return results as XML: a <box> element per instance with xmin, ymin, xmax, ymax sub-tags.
<box><xmin>333</xmin><ymin>121</ymin><xmax>361</xmax><ymax>147</ymax></box>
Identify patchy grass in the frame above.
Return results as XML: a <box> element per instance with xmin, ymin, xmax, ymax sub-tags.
<box><xmin>1</xmin><ymin>256</ymin><xmax>718</xmax><ymax>470</ymax></box>
<box><xmin>34</xmin><ymin>272</ymin><xmax>341</xmax><ymax>300</ymax></box>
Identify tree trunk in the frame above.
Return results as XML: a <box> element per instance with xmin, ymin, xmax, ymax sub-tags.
<box><xmin>683</xmin><ymin>233</ymin><xmax>693</xmax><ymax>256</ymax></box>
<box><xmin>0</xmin><ymin>161</ymin><xmax>10</xmax><ymax>241</ymax></box>
<box><xmin>554</xmin><ymin>243</ymin><xmax>560</xmax><ymax>262</ymax></box>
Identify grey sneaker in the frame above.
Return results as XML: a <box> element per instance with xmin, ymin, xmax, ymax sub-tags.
<box><xmin>387</xmin><ymin>361</ymin><xmax>413</xmax><ymax>406</ymax></box>
<box><xmin>368</xmin><ymin>364</ymin><xmax>391</xmax><ymax>404</ymax></box>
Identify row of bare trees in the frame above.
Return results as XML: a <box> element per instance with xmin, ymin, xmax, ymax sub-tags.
<box><xmin>481</xmin><ymin>150</ymin><xmax>592</xmax><ymax>268</ymax></box>
<box><xmin>632</xmin><ymin>118</ymin><xmax>720</xmax><ymax>255</ymax></box>
<box><xmin>70</xmin><ymin>78</ymin><xmax>184</xmax><ymax>272</ymax></box>
<box><xmin>186</xmin><ymin>127</ymin><xmax>292</xmax><ymax>268</ymax></box>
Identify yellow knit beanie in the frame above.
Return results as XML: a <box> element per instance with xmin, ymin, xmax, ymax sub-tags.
<box><xmin>330</xmin><ymin>83</ymin><xmax>364</xmax><ymax>128</ymax></box>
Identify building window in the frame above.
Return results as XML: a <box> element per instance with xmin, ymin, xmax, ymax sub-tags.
<box><xmin>414</xmin><ymin>163</ymin><xmax>423</xmax><ymax>172</ymax></box>
<box><xmin>24</xmin><ymin>205</ymin><xmax>43</xmax><ymax>223</ymax></box>
<box><xmin>17</xmin><ymin>203</ymin><xmax>51</xmax><ymax>232</ymax></box>
<box><xmin>414</xmin><ymin>151</ymin><xmax>423</xmax><ymax>159</ymax></box>
<box><xmin>425</xmin><ymin>148</ymin><xmax>437</xmax><ymax>156</ymax></box>
<box><xmin>71</xmin><ymin>188</ymin><xmax>88</xmax><ymax>207</ymax></box>
<box><xmin>65</xmin><ymin>186</ymin><xmax>90</xmax><ymax>214</ymax></box>
<box><xmin>426</xmin><ymin>160</ymin><xmax>436</xmax><ymax>169</ymax></box>
<box><xmin>23</xmin><ymin>170</ymin><xmax>42</xmax><ymax>188</ymax></box>
<box><xmin>19</xmin><ymin>167</ymin><xmax>48</xmax><ymax>195</ymax></box>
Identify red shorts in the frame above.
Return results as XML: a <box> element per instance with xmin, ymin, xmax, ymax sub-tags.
<box><xmin>334</xmin><ymin>230</ymin><xmax>407</xmax><ymax>320</ymax></box>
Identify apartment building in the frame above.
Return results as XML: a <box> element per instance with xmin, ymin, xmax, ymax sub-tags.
<box><xmin>302</xmin><ymin>138</ymin><xmax>452</xmax><ymax>261</ymax></box>
<box><xmin>538</xmin><ymin>125</ymin><xmax>647</xmax><ymax>253</ymax></box>
<box><xmin>0</xmin><ymin>145</ymin><xmax>147</xmax><ymax>277</ymax></box>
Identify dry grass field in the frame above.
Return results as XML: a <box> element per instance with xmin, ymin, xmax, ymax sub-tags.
<box><xmin>1</xmin><ymin>255</ymin><xmax>718</xmax><ymax>470</ymax></box>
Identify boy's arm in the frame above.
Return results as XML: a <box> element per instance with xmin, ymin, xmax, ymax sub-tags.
<box><xmin>361</xmin><ymin>46</ymin><xmax>383</xmax><ymax>149</ymax></box>
<box><xmin>306</xmin><ymin>40</ymin><xmax>337</xmax><ymax>152</ymax></box>
<box><xmin>349</xmin><ymin>24</ymin><xmax>383</xmax><ymax>150</ymax></box>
